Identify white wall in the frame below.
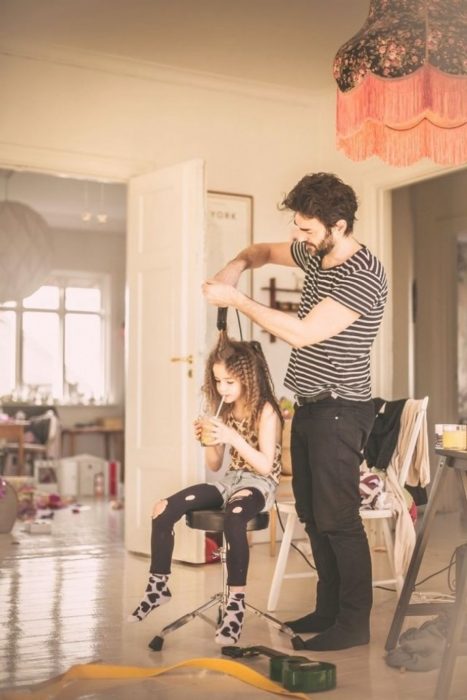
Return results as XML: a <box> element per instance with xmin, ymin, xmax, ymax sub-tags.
<box><xmin>0</xmin><ymin>47</ymin><xmax>451</xmax><ymax>398</ymax></box>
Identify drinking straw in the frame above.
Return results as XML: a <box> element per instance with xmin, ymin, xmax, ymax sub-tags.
<box><xmin>214</xmin><ymin>397</ymin><xmax>225</xmax><ymax>418</ymax></box>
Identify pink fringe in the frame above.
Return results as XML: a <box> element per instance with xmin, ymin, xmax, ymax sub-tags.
<box><xmin>335</xmin><ymin>64</ymin><xmax>467</xmax><ymax>165</ymax></box>
<box><xmin>336</xmin><ymin>64</ymin><xmax>467</xmax><ymax>136</ymax></box>
<box><xmin>337</xmin><ymin>119</ymin><xmax>467</xmax><ymax>166</ymax></box>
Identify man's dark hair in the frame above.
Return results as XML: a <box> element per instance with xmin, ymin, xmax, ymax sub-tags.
<box><xmin>280</xmin><ymin>172</ymin><xmax>358</xmax><ymax>233</ymax></box>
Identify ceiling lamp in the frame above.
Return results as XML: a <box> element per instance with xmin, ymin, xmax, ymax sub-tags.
<box><xmin>333</xmin><ymin>0</ymin><xmax>467</xmax><ymax>166</ymax></box>
<box><xmin>0</xmin><ymin>201</ymin><xmax>53</xmax><ymax>303</ymax></box>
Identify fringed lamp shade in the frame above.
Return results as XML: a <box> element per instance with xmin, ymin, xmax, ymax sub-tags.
<box><xmin>333</xmin><ymin>0</ymin><xmax>467</xmax><ymax>166</ymax></box>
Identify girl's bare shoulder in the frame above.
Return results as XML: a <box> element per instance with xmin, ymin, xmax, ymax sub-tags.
<box><xmin>260</xmin><ymin>401</ymin><xmax>278</xmax><ymax>419</ymax></box>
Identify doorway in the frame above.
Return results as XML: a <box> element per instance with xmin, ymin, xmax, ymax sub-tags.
<box><xmin>391</xmin><ymin>167</ymin><xmax>467</xmax><ymax>510</ymax></box>
<box><xmin>0</xmin><ymin>168</ymin><xmax>127</xmax><ymax>486</ymax></box>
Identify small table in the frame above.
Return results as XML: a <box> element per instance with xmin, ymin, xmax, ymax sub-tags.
<box><xmin>61</xmin><ymin>426</ymin><xmax>124</xmax><ymax>462</ymax></box>
<box><xmin>0</xmin><ymin>421</ymin><xmax>30</xmax><ymax>474</ymax></box>
<box><xmin>385</xmin><ymin>448</ymin><xmax>467</xmax><ymax>699</ymax></box>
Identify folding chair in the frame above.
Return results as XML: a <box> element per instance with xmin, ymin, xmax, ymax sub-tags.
<box><xmin>267</xmin><ymin>397</ymin><xmax>429</xmax><ymax>611</ymax></box>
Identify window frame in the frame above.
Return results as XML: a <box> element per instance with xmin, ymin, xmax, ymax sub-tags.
<box><xmin>0</xmin><ymin>270</ymin><xmax>111</xmax><ymax>404</ymax></box>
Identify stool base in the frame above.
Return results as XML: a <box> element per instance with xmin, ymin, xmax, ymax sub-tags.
<box><xmin>149</xmin><ymin>510</ymin><xmax>305</xmax><ymax>651</ymax></box>
<box><xmin>148</xmin><ymin>590</ymin><xmax>304</xmax><ymax>651</ymax></box>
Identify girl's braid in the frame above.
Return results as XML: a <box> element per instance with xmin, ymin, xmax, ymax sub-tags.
<box><xmin>249</xmin><ymin>341</ymin><xmax>283</xmax><ymax>427</ymax></box>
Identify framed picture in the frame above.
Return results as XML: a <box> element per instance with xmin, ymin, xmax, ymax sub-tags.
<box><xmin>206</xmin><ymin>191</ymin><xmax>253</xmax><ymax>342</ymax></box>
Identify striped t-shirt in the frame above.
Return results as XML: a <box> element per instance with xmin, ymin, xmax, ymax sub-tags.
<box><xmin>284</xmin><ymin>240</ymin><xmax>387</xmax><ymax>401</ymax></box>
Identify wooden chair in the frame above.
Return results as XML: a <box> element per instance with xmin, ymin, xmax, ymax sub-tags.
<box><xmin>3</xmin><ymin>410</ymin><xmax>60</xmax><ymax>475</ymax></box>
<box><xmin>267</xmin><ymin>397</ymin><xmax>429</xmax><ymax>611</ymax></box>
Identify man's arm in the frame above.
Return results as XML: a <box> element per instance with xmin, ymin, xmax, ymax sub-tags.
<box><xmin>202</xmin><ymin>283</ymin><xmax>359</xmax><ymax>348</ymax></box>
<box><xmin>203</xmin><ymin>238</ymin><xmax>359</xmax><ymax>346</ymax></box>
<box><xmin>213</xmin><ymin>242</ymin><xmax>295</xmax><ymax>286</ymax></box>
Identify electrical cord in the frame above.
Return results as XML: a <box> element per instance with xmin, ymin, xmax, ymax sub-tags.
<box><xmin>375</xmin><ymin>548</ymin><xmax>458</xmax><ymax>595</ymax></box>
<box><xmin>374</xmin><ymin>585</ymin><xmax>397</xmax><ymax>592</ymax></box>
<box><xmin>235</xmin><ymin>309</ymin><xmax>243</xmax><ymax>341</ymax></box>
<box><xmin>415</xmin><ymin>549</ymin><xmax>457</xmax><ymax>592</ymax></box>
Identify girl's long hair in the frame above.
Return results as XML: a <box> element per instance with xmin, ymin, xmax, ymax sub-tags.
<box><xmin>203</xmin><ymin>331</ymin><xmax>283</xmax><ymax>430</ymax></box>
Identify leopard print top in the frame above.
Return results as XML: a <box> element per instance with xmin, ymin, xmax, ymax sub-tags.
<box><xmin>225</xmin><ymin>413</ymin><xmax>282</xmax><ymax>484</ymax></box>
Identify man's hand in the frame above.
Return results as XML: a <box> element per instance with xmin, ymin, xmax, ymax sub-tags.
<box><xmin>202</xmin><ymin>279</ymin><xmax>243</xmax><ymax>308</ymax></box>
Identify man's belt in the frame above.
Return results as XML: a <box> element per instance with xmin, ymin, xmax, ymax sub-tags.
<box><xmin>295</xmin><ymin>390</ymin><xmax>336</xmax><ymax>406</ymax></box>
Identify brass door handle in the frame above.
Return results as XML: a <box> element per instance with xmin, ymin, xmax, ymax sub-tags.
<box><xmin>170</xmin><ymin>354</ymin><xmax>193</xmax><ymax>364</ymax></box>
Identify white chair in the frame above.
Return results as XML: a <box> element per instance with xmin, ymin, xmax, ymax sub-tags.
<box><xmin>267</xmin><ymin>397</ymin><xmax>429</xmax><ymax>612</ymax></box>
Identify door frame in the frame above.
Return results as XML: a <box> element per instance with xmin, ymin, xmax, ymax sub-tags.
<box><xmin>358</xmin><ymin>161</ymin><xmax>463</xmax><ymax>398</ymax></box>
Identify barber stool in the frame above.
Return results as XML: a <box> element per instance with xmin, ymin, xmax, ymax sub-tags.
<box><xmin>148</xmin><ymin>509</ymin><xmax>304</xmax><ymax>651</ymax></box>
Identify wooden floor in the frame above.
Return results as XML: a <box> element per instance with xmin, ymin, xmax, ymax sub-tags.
<box><xmin>0</xmin><ymin>500</ymin><xmax>466</xmax><ymax>700</ymax></box>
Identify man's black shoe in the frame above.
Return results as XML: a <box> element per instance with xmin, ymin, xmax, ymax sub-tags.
<box><xmin>303</xmin><ymin>624</ymin><xmax>370</xmax><ymax>651</ymax></box>
<box><xmin>284</xmin><ymin>612</ymin><xmax>335</xmax><ymax>634</ymax></box>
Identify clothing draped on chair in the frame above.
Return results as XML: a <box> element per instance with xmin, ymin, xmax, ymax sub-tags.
<box><xmin>364</xmin><ymin>398</ymin><xmax>430</xmax><ymax>582</ymax></box>
<box><xmin>400</xmin><ymin>400</ymin><xmax>430</xmax><ymax>490</ymax></box>
<box><xmin>26</xmin><ymin>410</ymin><xmax>61</xmax><ymax>458</ymax></box>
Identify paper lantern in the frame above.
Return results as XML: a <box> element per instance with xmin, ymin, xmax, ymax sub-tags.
<box><xmin>333</xmin><ymin>0</ymin><xmax>467</xmax><ymax>166</ymax></box>
<box><xmin>0</xmin><ymin>201</ymin><xmax>53</xmax><ymax>302</ymax></box>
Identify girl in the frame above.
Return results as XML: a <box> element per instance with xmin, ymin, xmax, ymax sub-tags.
<box><xmin>128</xmin><ymin>332</ymin><xmax>283</xmax><ymax>645</ymax></box>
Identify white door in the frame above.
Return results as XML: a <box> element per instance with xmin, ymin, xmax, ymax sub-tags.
<box><xmin>124</xmin><ymin>159</ymin><xmax>207</xmax><ymax>563</ymax></box>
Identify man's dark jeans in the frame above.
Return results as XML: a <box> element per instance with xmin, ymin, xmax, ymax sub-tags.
<box><xmin>291</xmin><ymin>397</ymin><xmax>375</xmax><ymax>631</ymax></box>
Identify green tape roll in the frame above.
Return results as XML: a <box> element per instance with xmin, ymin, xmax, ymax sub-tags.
<box><xmin>282</xmin><ymin>660</ymin><xmax>337</xmax><ymax>693</ymax></box>
<box><xmin>269</xmin><ymin>655</ymin><xmax>309</xmax><ymax>682</ymax></box>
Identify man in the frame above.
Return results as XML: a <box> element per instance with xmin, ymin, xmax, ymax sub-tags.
<box><xmin>202</xmin><ymin>172</ymin><xmax>387</xmax><ymax>652</ymax></box>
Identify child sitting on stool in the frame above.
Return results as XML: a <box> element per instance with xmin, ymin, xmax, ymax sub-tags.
<box><xmin>128</xmin><ymin>331</ymin><xmax>283</xmax><ymax>645</ymax></box>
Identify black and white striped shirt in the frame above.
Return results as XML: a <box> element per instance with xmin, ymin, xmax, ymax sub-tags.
<box><xmin>284</xmin><ymin>240</ymin><xmax>387</xmax><ymax>401</ymax></box>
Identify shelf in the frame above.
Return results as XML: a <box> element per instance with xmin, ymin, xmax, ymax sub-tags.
<box><xmin>274</xmin><ymin>301</ymin><xmax>300</xmax><ymax>313</ymax></box>
<box><xmin>261</xmin><ymin>277</ymin><xmax>302</xmax><ymax>342</ymax></box>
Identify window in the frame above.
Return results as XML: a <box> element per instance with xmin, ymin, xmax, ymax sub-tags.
<box><xmin>0</xmin><ymin>274</ymin><xmax>110</xmax><ymax>404</ymax></box>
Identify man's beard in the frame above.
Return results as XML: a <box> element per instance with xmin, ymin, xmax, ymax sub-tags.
<box><xmin>307</xmin><ymin>230</ymin><xmax>334</xmax><ymax>256</ymax></box>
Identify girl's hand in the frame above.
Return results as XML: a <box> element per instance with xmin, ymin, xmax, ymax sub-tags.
<box><xmin>193</xmin><ymin>418</ymin><xmax>203</xmax><ymax>442</ymax></box>
<box><xmin>208</xmin><ymin>417</ymin><xmax>236</xmax><ymax>446</ymax></box>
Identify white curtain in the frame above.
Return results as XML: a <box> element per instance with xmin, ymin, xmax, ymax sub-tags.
<box><xmin>0</xmin><ymin>201</ymin><xmax>53</xmax><ymax>303</ymax></box>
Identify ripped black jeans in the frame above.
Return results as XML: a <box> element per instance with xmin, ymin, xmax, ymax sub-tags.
<box><xmin>150</xmin><ymin>483</ymin><xmax>265</xmax><ymax>586</ymax></box>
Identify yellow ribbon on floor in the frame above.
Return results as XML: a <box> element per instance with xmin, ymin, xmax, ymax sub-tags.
<box><xmin>4</xmin><ymin>657</ymin><xmax>309</xmax><ymax>700</ymax></box>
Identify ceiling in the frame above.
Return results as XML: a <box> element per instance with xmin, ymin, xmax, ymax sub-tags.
<box><xmin>0</xmin><ymin>0</ymin><xmax>371</xmax><ymax>231</ymax></box>
<box><xmin>0</xmin><ymin>169</ymin><xmax>127</xmax><ymax>234</ymax></box>
<box><xmin>1</xmin><ymin>0</ymin><xmax>370</xmax><ymax>93</ymax></box>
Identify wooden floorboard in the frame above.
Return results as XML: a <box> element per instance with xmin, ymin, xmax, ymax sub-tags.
<box><xmin>0</xmin><ymin>500</ymin><xmax>466</xmax><ymax>699</ymax></box>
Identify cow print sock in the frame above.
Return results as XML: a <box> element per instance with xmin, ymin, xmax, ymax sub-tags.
<box><xmin>127</xmin><ymin>573</ymin><xmax>171</xmax><ymax>622</ymax></box>
<box><xmin>215</xmin><ymin>592</ymin><xmax>245</xmax><ymax>645</ymax></box>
